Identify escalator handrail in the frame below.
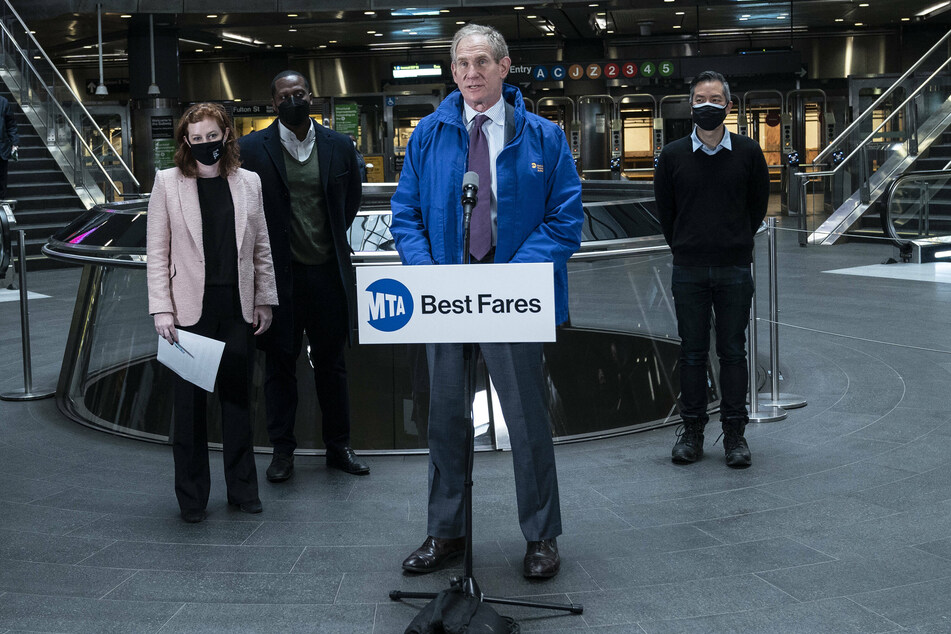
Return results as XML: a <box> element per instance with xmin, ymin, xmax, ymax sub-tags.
<box><xmin>881</xmin><ymin>169</ymin><xmax>951</xmax><ymax>248</ymax></box>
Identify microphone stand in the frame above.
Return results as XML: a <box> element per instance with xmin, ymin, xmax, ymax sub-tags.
<box><xmin>390</xmin><ymin>183</ymin><xmax>583</xmax><ymax>620</ymax></box>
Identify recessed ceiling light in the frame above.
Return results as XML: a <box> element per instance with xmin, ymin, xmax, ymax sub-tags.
<box><xmin>273</xmin><ymin>44</ymin><xmax>282</xmax><ymax>48</ymax></box>
<box><xmin>287</xmin><ymin>13</ymin><xmax>297</xmax><ymax>17</ymax></box>
<box><xmin>214</xmin><ymin>45</ymin><xmax>222</xmax><ymax>49</ymax></box>
<box><xmin>835</xmin><ymin>17</ymin><xmax>844</xmax><ymax>21</ymax></box>
<box><xmin>376</xmin><ymin>33</ymin><xmax>384</xmax><ymax>36</ymax></box>
<box><xmin>676</xmin><ymin>11</ymin><xmax>685</xmax><ymax>15</ymax></box>
<box><xmin>456</xmin><ymin>21</ymin><xmax>465</xmax><ymax>24</ymax></box>
<box><xmin>288</xmin><ymin>28</ymin><xmax>297</xmax><ymax>32</ymax></box>
<box><xmin>234</xmin><ymin>98</ymin><xmax>241</xmax><ymax>102</ymax></box>
<box><xmin>514</xmin><ymin>6</ymin><xmax>525</xmax><ymax>10</ymax></box>
<box><xmin>365</xmin><ymin>11</ymin><xmax>375</xmax><ymax>15</ymax></box>
<box><xmin>545</xmin><ymin>32</ymin><xmax>555</xmax><ymax>36</ymax></box>
<box><xmin>120</xmin><ymin>14</ymin><xmax>132</xmax><ymax>18</ymax></box>
<box><xmin>440</xmin><ymin>9</ymin><xmax>450</xmax><ymax>12</ymax></box>
<box><xmin>901</xmin><ymin>16</ymin><xmax>911</xmax><ymax>20</ymax></box>
<box><xmin>319</xmin><ymin>44</ymin><xmax>327</xmax><ymax>48</ymax></box>
<box><xmin>673</xmin><ymin>24</ymin><xmax>681</xmax><ymax>28</ymax></box>
<box><xmin>206</xmin><ymin>14</ymin><xmax>217</xmax><ymax>18</ymax></box>
<box><xmin>367</xmin><ymin>30</ymin><xmax>376</xmax><ymax>34</ymax></box>
<box><xmin>402</xmin><ymin>28</ymin><xmax>411</xmax><ymax>32</ymax></box>
<box><xmin>590</xmin><ymin>3</ymin><xmax>599</xmax><ymax>6</ymax></box>
<box><xmin>526</xmin><ymin>15</ymin><xmax>537</xmax><ymax>18</ymax></box>
<box><xmin>859</xmin><ymin>2</ymin><xmax>869</xmax><ymax>6</ymax></box>
<box><xmin>777</xmin><ymin>15</ymin><xmax>786</xmax><ymax>19</ymax></box>
<box><xmin>739</xmin><ymin>17</ymin><xmax>748</xmax><ymax>20</ymax></box>
<box><xmin>741</xmin><ymin>14</ymin><xmax>750</xmax><ymax>17</ymax></box>
<box><xmin>607</xmin><ymin>29</ymin><xmax>614</xmax><ymax>33</ymax></box>
<box><xmin>329</xmin><ymin>40</ymin><xmax>337</xmax><ymax>43</ymax></box>
<box><xmin>855</xmin><ymin>21</ymin><xmax>864</xmax><ymax>25</ymax></box>
<box><xmin>195</xmin><ymin>48</ymin><xmax>203</xmax><ymax>52</ymax></box>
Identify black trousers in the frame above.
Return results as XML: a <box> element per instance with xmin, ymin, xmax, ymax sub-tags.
<box><xmin>265</xmin><ymin>260</ymin><xmax>351</xmax><ymax>456</ymax></box>
<box><xmin>173</xmin><ymin>285</ymin><xmax>258</xmax><ymax>512</ymax></box>
<box><xmin>0</xmin><ymin>158</ymin><xmax>8</xmax><ymax>199</ymax></box>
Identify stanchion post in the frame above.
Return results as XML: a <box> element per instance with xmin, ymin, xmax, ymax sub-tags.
<box><xmin>1</xmin><ymin>229</ymin><xmax>55</xmax><ymax>401</ymax></box>
<box><xmin>747</xmin><ymin>235</ymin><xmax>785</xmax><ymax>423</ymax></box>
<box><xmin>758</xmin><ymin>218</ymin><xmax>807</xmax><ymax>410</ymax></box>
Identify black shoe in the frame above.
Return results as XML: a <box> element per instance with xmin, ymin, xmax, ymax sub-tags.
<box><xmin>266</xmin><ymin>453</ymin><xmax>294</xmax><ymax>482</ymax></box>
<box><xmin>671</xmin><ymin>417</ymin><xmax>706</xmax><ymax>464</ymax></box>
<box><xmin>524</xmin><ymin>538</ymin><xmax>560</xmax><ymax>579</ymax></box>
<box><xmin>327</xmin><ymin>446</ymin><xmax>369</xmax><ymax>475</ymax></box>
<box><xmin>229</xmin><ymin>498</ymin><xmax>263</xmax><ymax>514</ymax></box>
<box><xmin>402</xmin><ymin>536</ymin><xmax>466</xmax><ymax>574</ymax></box>
<box><xmin>180</xmin><ymin>508</ymin><xmax>206</xmax><ymax>523</ymax></box>
<box><xmin>722</xmin><ymin>418</ymin><xmax>752</xmax><ymax>468</ymax></box>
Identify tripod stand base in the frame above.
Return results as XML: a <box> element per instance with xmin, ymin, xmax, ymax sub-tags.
<box><xmin>1</xmin><ymin>388</ymin><xmax>55</xmax><ymax>401</ymax></box>
<box><xmin>389</xmin><ymin>588</ymin><xmax>584</xmax><ymax>614</ymax></box>
<box><xmin>757</xmin><ymin>392</ymin><xmax>807</xmax><ymax>409</ymax></box>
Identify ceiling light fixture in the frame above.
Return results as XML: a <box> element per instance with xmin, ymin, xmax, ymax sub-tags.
<box><xmin>95</xmin><ymin>3</ymin><xmax>107</xmax><ymax>95</ymax></box>
<box><xmin>206</xmin><ymin>14</ymin><xmax>217</xmax><ymax>18</ymax></box>
<box><xmin>147</xmin><ymin>14</ymin><xmax>160</xmax><ymax>96</ymax></box>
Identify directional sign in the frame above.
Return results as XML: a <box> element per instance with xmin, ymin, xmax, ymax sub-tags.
<box><xmin>586</xmin><ymin>63</ymin><xmax>602</xmax><ymax>79</ymax></box>
<box><xmin>533</xmin><ymin>65</ymin><xmax>549</xmax><ymax>80</ymax></box>
<box><xmin>659</xmin><ymin>61</ymin><xmax>674</xmax><ymax>77</ymax></box>
<box><xmin>641</xmin><ymin>61</ymin><xmax>656</xmax><ymax>77</ymax></box>
<box><xmin>551</xmin><ymin>65</ymin><xmax>566</xmax><ymax>80</ymax></box>
<box><xmin>622</xmin><ymin>62</ymin><xmax>638</xmax><ymax>78</ymax></box>
<box><xmin>604</xmin><ymin>63</ymin><xmax>620</xmax><ymax>79</ymax></box>
<box><xmin>568</xmin><ymin>64</ymin><xmax>584</xmax><ymax>80</ymax></box>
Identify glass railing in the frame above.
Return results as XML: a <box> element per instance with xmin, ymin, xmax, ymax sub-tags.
<box><xmin>882</xmin><ymin>170</ymin><xmax>951</xmax><ymax>246</ymax></box>
<box><xmin>0</xmin><ymin>1</ymin><xmax>139</xmax><ymax>204</ymax></box>
<box><xmin>798</xmin><ymin>29</ymin><xmax>951</xmax><ymax>244</ymax></box>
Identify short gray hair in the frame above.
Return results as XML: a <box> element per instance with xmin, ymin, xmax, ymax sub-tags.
<box><xmin>450</xmin><ymin>24</ymin><xmax>509</xmax><ymax>63</ymax></box>
<box><xmin>689</xmin><ymin>70</ymin><xmax>731</xmax><ymax>103</ymax></box>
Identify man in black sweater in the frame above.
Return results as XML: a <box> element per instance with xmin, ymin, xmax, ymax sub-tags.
<box><xmin>653</xmin><ymin>70</ymin><xmax>770</xmax><ymax>468</ymax></box>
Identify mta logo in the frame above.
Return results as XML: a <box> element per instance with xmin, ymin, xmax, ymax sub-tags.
<box><xmin>365</xmin><ymin>278</ymin><xmax>414</xmax><ymax>332</ymax></box>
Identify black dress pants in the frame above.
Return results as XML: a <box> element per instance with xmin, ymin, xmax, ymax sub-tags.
<box><xmin>265</xmin><ymin>260</ymin><xmax>351</xmax><ymax>456</ymax></box>
<box><xmin>173</xmin><ymin>285</ymin><xmax>259</xmax><ymax>512</ymax></box>
<box><xmin>0</xmin><ymin>159</ymin><xmax>8</xmax><ymax>198</ymax></box>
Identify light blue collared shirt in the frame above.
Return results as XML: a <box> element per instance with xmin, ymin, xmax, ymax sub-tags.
<box><xmin>691</xmin><ymin>125</ymin><xmax>732</xmax><ymax>156</ymax></box>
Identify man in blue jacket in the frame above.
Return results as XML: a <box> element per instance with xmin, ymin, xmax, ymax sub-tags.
<box><xmin>390</xmin><ymin>24</ymin><xmax>583</xmax><ymax>580</ymax></box>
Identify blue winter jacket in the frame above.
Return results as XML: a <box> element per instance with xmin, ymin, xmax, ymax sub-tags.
<box><xmin>390</xmin><ymin>84</ymin><xmax>583</xmax><ymax>325</ymax></box>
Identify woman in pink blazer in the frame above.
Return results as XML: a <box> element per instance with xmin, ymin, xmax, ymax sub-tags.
<box><xmin>147</xmin><ymin>102</ymin><xmax>278</xmax><ymax>523</ymax></box>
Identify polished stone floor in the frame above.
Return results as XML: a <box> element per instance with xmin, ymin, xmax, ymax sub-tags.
<box><xmin>1</xmin><ymin>224</ymin><xmax>951</xmax><ymax>633</ymax></box>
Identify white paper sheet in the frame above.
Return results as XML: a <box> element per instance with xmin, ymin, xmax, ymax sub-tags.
<box><xmin>156</xmin><ymin>330</ymin><xmax>226</xmax><ymax>392</ymax></box>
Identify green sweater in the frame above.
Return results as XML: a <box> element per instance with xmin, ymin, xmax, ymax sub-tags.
<box><xmin>284</xmin><ymin>147</ymin><xmax>333</xmax><ymax>265</ymax></box>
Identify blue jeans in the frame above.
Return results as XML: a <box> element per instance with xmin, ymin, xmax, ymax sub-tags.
<box><xmin>671</xmin><ymin>265</ymin><xmax>754</xmax><ymax>422</ymax></box>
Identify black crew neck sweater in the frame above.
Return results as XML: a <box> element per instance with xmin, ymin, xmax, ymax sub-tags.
<box><xmin>653</xmin><ymin>132</ymin><xmax>770</xmax><ymax>267</ymax></box>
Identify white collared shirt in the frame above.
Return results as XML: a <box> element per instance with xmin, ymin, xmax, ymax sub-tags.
<box><xmin>691</xmin><ymin>125</ymin><xmax>732</xmax><ymax>156</ymax></box>
<box><xmin>279</xmin><ymin>119</ymin><xmax>316</xmax><ymax>162</ymax></box>
<box><xmin>463</xmin><ymin>98</ymin><xmax>506</xmax><ymax>245</ymax></box>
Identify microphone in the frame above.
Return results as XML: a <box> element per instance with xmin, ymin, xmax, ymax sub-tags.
<box><xmin>461</xmin><ymin>170</ymin><xmax>479</xmax><ymax>227</ymax></box>
<box><xmin>461</xmin><ymin>171</ymin><xmax>479</xmax><ymax>264</ymax></box>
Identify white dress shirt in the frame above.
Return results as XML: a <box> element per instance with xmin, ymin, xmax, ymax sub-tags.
<box><xmin>691</xmin><ymin>124</ymin><xmax>732</xmax><ymax>156</ymax></box>
<box><xmin>463</xmin><ymin>98</ymin><xmax>506</xmax><ymax>246</ymax></box>
<box><xmin>278</xmin><ymin>119</ymin><xmax>316</xmax><ymax>162</ymax></box>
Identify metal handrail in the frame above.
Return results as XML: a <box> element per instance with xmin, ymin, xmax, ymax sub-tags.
<box><xmin>881</xmin><ymin>169</ymin><xmax>951</xmax><ymax>246</ymax></box>
<box><xmin>836</xmin><ymin>55</ymin><xmax>951</xmax><ymax>172</ymax></box>
<box><xmin>0</xmin><ymin>20</ymin><xmax>123</xmax><ymax>196</ymax></box>
<box><xmin>814</xmin><ymin>28</ymin><xmax>951</xmax><ymax>166</ymax></box>
<box><xmin>0</xmin><ymin>0</ymin><xmax>140</xmax><ymax>191</ymax></box>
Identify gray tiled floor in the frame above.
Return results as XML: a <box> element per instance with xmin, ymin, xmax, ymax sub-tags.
<box><xmin>2</xmin><ymin>222</ymin><xmax>951</xmax><ymax>633</ymax></box>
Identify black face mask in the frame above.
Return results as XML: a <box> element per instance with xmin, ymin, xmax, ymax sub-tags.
<box><xmin>692</xmin><ymin>103</ymin><xmax>727</xmax><ymax>131</ymax></box>
<box><xmin>278</xmin><ymin>96</ymin><xmax>311</xmax><ymax>127</ymax></box>
<box><xmin>190</xmin><ymin>139</ymin><xmax>224</xmax><ymax>166</ymax></box>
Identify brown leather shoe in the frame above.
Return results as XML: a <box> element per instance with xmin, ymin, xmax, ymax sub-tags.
<box><xmin>401</xmin><ymin>536</ymin><xmax>465</xmax><ymax>574</ymax></box>
<box><xmin>524</xmin><ymin>538</ymin><xmax>560</xmax><ymax>579</ymax></box>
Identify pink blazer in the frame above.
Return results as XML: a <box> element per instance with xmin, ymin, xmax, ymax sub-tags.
<box><xmin>146</xmin><ymin>167</ymin><xmax>278</xmax><ymax>326</ymax></box>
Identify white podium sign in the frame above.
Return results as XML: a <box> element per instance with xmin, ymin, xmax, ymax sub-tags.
<box><xmin>356</xmin><ymin>263</ymin><xmax>555</xmax><ymax>344</ymax></box>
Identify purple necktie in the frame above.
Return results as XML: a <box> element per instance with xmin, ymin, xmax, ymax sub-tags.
<box><xmin>468</xmin><ymin>114</ymin><xmax>492</xmax><ymax>261</ymax></box>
